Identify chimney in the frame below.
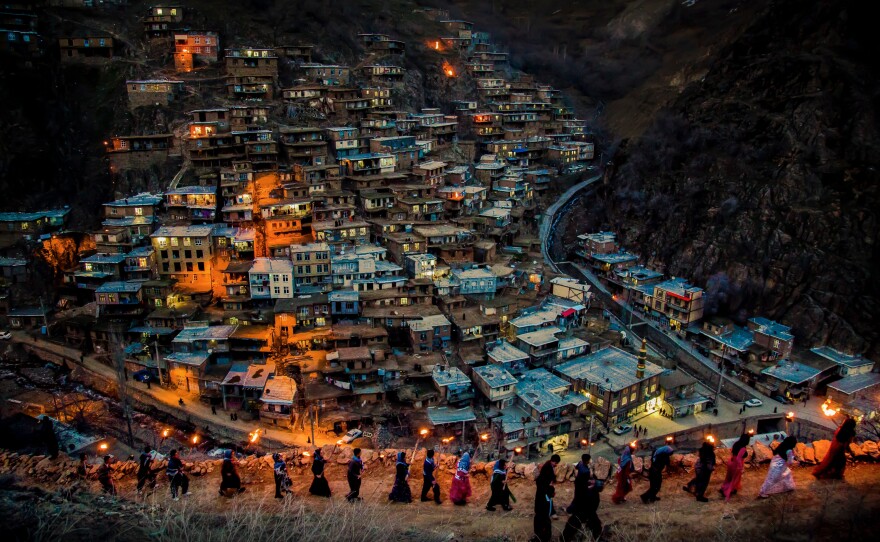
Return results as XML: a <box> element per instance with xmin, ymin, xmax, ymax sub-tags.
<box><xmin>636</xmin><ymin>338</ymin><xmax>647</xmax><ymax>379</ymax></box>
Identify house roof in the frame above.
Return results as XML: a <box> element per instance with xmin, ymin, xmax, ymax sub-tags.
<box><xmin>700</xmin><ymin>326</ymin><xmax>755</xmax><ymax>352</ymax></box>
<box><xmin>827</xmin><ymin>373</ymin><xmax>880</xmax><ymax>395</ymax></box>
<box><xmin>95</xmin><ymin>281</ymin><xmax>143</xmax><ymax>294</ymax></box>
<box><xmin>515</xmin><ymin>368</ymin><xmax>570</xmax><ymax>413</ymax></box>
<box><xmin>249</xmin><ymin>257</ymin><xmax>293</xmax><ymax>274</ymax></box>
<box><xmin>173</xmin><ymin>324</ymin><xmax>237</xmax><ymax>342</ymax></box>
<box><xmin>761</xmin><ymin>360</ymin><xmax>821</xmax><ymax>385</ymax></box>
<box><xmin>554</xmin><ymin>347</ymin><xmax>664</xmax><ymax>392</ymax></box>
<box><xmin>810</xmin><ymin>346</ymin><xmax>873</xmax><ymax>369</ymax></box>
<box><xmin>152</xmin><ymin>224</ymin><xmax>215</xmax><ymax>238</ymax></box>
<box><xmin>432</xmin><ymin>365</ymin><xmax>470</xmax><ymax>387</ymax></box>
<box><xmin>487</xmin><ymin>340</ymin><xmax>529</xmax><ymax>364</ymax></box>
<box><xmin>411</xmin><ymin>314</ymin><xmax>451</xmax><ymax>331</ymax></box>
<box><xmin>426</xmin><ymin>406</ymin><xmax>476</xmax><ymax>425</ymax></box>
<box><xmin>749</xmin><ymin>317</ymin><xmax>794</xmax><ymax>341</ymax></box>
<box><xmin>516</xmin><ymin>327</ymin><xmax>562</xmax><ymax>347</ymax></box>
<box><xmin>509</xmin><ymin>309</ymin><xmax>558</xmax><ymax>329</ymax></box>
<box><xmin>261</xmin><ymin>375</ymin><xmax>297</xmax><ymax>404</ymax></box>
<box><xmin>472</xmin><ymin>365</ymin><xmax>517</xmax><ymax>389</ymax></box>
<box><xmin>165</xmin><ymin>351</ymin><xmax>210</xmax><ymax>367</ymax></box>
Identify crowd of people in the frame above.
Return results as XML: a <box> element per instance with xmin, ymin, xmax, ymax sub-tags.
<box><xmin>82</xmin><ymin>416</ymin><xmax>860</xmax><ymax>542</ymax></box>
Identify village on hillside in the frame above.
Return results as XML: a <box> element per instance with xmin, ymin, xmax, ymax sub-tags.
<box><xmin>0</xmin><ymin>2</ymin><xmax>876</xmax><ymax>462</ymax></box>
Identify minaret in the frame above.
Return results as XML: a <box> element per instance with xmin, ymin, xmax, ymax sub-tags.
<box><xmin>637</xmin><ymin>338</ymin><xmax>647</xmax><ymax>379</ymax></box>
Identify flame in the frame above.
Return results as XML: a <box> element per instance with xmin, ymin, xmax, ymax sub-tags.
<box><xmin>786</xmin><ymin>411</ymin><xmax>795</xmax><ymax>420</ymax></box>
<box><xmin>442</xmin><ymin>61</ymin><xmax>455</xmax><ymax>77</ymax></box>
<box><xmin>99</xmin><ymin>443</ymin><xmax>108</xmax><ymax>450</ymax></box>
<box><xmin>706</xmin><ymin>435</ymin><xmax>715</xmax><ymax>443</ymax></box>
<box><xmin>162</xmin><ymin>429</ymin><xmax>170</xmax><ymax>438</ymax></box>
<box><xmin>630</xmin><ymin>440</ymin><xmax>638</xmax><ymax>448</ymax></box>
<box><xmin>480</xmin><ymin>433</ymin><xmax>489</xmax><ymax>441</ymax></box>
<box><xmin>249</xmin><ymin>429</ymin><xmax>262</xmax><ymax>443</ymax></box>
<box><xmin>821</xmin><ymin>400</ymin><xmax>839</xmax><ymax>417</ymax></box>
<box><xmin>747</xmin><ymin>429</ymin><xmax>755</xmax><ymax>435</ymax></box>
<box><xmin>581</xmin><ymin>439</ymin><xmax>588</xmax><ymax>445</ymax></box>
<box><xmin>336</xmin><ymin>439</ymin><xmax>343</xmax><ymax>445</ymax></box>
<box><xmin>302</xmin><ymin>451</ymin><xmax>310</xmax><ymax>457</ymax></box>
<box><xmin>192</xmin><ymin>435</ymin><xmax>199</xmax><ymax>444</ymax></box>
<box><xmin>420</xmin><ymin>429</ymin><xmax>428</xmax><ymax>436</ymax></box>
<box><xmin>666</xmin><ymin>436</ymin><xmax>674</xmax><ymax>442</ymax></box>
<box><xmin>514</xmin><ymin>447</ymin><xmax>522</xmax><ymax>454</ymax></box>
<box><xmin>435</xmin><ymin>41</ymin><xmax>440</xmax><ymax>50</ymax></box>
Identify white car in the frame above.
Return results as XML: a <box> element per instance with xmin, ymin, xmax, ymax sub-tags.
<box><xmin>612</xmin><ymin>423</ymin><xmax>633</xmax><ymax>435</ymax></box>
<box><xmin>744</xmin><ymin>398</ymin><xmax>763</xmax><ymax>408</ymax></box>
<box><xmin>341</xmin><ymin>428</ymin><xmax>363</xmax><ymax>443</ymax></box>
<box><xmin>0</xmin><ymin>331</ymin><xmax>12</xmax><ymax>340</ymax></box>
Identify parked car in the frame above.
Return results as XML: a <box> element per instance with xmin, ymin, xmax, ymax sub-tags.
<box><xmin>612</xmin><ymin>423</ymin><xmax>633</xmax><ymax>435</ymax></box>
<box><xmin>341</xmin><ymin>428</ymin><xmax>363</xmax><ymax>443</ymax></box>
<box><xmin>132</xmin><ymin>369</ymin><xmax>158</xmax><ymax>383</ymax></box>
<box><xmin>744</xmin><ymin>398</ymin><xmax>763</xmax><ymax>408</ymax></box>
<box><xmin>772</xmin><ymin>395</ymin><xmax>792</xmax><ymax>405</ymax></box>
<box><xmin>0</xmin><ymin>331</ymin><xmax>12</xmax><ymax>340</ymax></box>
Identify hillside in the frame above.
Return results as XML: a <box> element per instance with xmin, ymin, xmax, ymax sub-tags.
<box><xmin>547</xmin><ymin>0</ymin><xmax>879</xmax><ymax>358</ymax></box>
<box><xmin>1</xmin><ymin>447</ymin><xmax>879</xmax><ymax>541</ymax></box>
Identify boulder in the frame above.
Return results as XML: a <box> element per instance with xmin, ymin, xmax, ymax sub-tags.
<box><xmin>669</xmin><ymin>454</ymin><xmax>685</xmax><ymax>468</ymax></box>
<box><xmin>813</xmin><ymin>440</ymin><xmax>831</xmax><ymax>463</ymax></box>
<box><xmin>321</xmin><ymin>444</ymin><xmax>336</xmax><ymax>458</ymax></box>
<box><xmin>642</xmin><ymin>455</ymin><xmax>652</xmax><ymax>471</ymax></box>
<box><xmin>714</xmin><ymin>448</ymin><xmax>732</xmax><ymax>466</ymax></box>
<box><xmin>861</xmin><ymin>440</ymin><xmax>879</xmax><ymax>459</ymax></box>
<box><xmin>631</xmin><ymin>456</ymin><xmax>643</xmax><ymax>473</ymax></box>
<box><xmin>593</xmin><ymin>456</ymin><xmax>612</xmax><ymax>478</ymax></box>
<box><xmin>513</xmin><ymin>463</ymin><xmax>526</xmax><ymax>477</ymax></box>
<box><xmin>680</xmin><ymin>454</ymin><xmax>697</xmax><ymax>469</ymax></box>
<box><xmin>554</xmin><ymin>462</ymin><xmax>568</xmax><ymax>483</ymax></box>
<box><xmin>752</xmin><ymin>442</ymin><xmax>773</xmax><ymax>463</ymax></box>
<box><xmin>263</xmin><ymin>454</ymin><xmax>275</xmax><ymax>468</ymax></box>
<box><xmin>523</xmin><ymin>463</ymin><xmax>540</xmax><ymax>481</ymax></box>
<box><xmin>848</xmin><ymin>442</ymin><xmax>865</xmax><ymax>459</ymax></box>
<box><xmin>484</xmin><ymin>462</ymin><xmax>496</xmax><ymax>476</ymax></box>
<box><xmin>793</xmin><ymin>442</ymin><xmax>807</xmax><ymax>462</ymax></box>
<box><xmin>360</xmin><ymin>449</ymin><xmax>375</xmax><ymax>463</ymax></box>
<box><xmin>802</xmin><ymin>444</ymin><xmax>816</xmax><ymax>464</ymax></box>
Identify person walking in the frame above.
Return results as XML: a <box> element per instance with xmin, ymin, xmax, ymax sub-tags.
<box><xmin>211</xmin><ymin>405</ymin><xmax>217</xmax><ymax>415</ymax></box>
<box><xmin>611</xmin><ymin>443</ymin><xmax>635</xmax><ymax>504</ymax></box>
<box><xmin>561</xmin><ymin>478</ymin><xmax>604</xmax><ymax>542</ymax></box>
<box><xmin>309</xmin><ymin>449</ymin><xmax>332</xmax><ymax>497</ymax></box>
<box><xmin>166</xmin><ymin>449</ymin><xmax>190</xmax><ymax>501</ymax></box>
<box><xmin>388</xmin><ymin>451</ymin><xmax>413</xmax><ymax>503</ymax></box>
<box><xmin>97</xmin><ymin>455</ymin><xmax>116</xmax><ymax>496</ymax></box>
<box><xmin>684</xmin><ymin>440</ymin><xmax>716</xmax><ymax>502</ymax></box>
<box><xmin>485</xmin><ymin>458</ymin><xmax>513</xmax><ymax>511</ymax></box>
<box><xmin>136</xmin><ymin>446</ymin><xmax>158</xmax><ymax>493</ymax></box>
<box><xmin>565</xmin><ymin>454</ymin><xmax>591</xmax><ymax>513</ymax></box>
<box><xmin>536</xmin><ymin>454</ymin><xmax>560</xmax><ymax>517</ymax></box>
<box><xmin>273</xmin><ymin>453</ymin><xmax>292</xmax><ymax>499</ymax></box>
<box><xmin>346</xmin><ymin>448</ymin><xmax>364</xmax><ymax>502</ymax></box>
<box><xmin>219</xmin><ymin>449</ymin><xmax>245</xmax><ymax>496</ymax></box>
<box><xmin>449</xmin><ymin>451</ymin><xmax>473</xmax><ymax>506</ymax></box>
<box><xmin>759</xmin><ymin>436</ymin><xmax>798</xmax><ymax>498</ymax></box>
<box><xmin>420</xmin><ymin>449</ymin><xmax>441</xmax><ymax>503</ymax></box>
<box><xmin>641</xmin><ymin>443</ymin><xmax>674</xmax><ymax>503</ymax></box>
<box><xmin>532</xmin><ymin>485</ymin><xmax>555</xmax><ymax>542</ymax></box>
<box><xmin>813</xmin><ymin>417</ymin><xmax>856</xmax><ymax>480</ymax></box>
<box><xmin>720</xmin><ymin>434</ymin><xmax>751</xmax><ymax>501</ymax></box>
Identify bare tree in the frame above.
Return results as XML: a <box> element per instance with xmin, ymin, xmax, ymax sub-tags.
<box><xmin>111</xmin><ymin>333</ymin><xmax>136</xmax><ymax>447</ymax></box>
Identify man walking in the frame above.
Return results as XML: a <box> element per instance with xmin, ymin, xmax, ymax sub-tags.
<box><xmin>346</xmin><ymin>448</ymin><xmax>364</xmax><ymax>502</ymax></box>
<box><xmin>97</xmin><ymin>455</ymin><xmax>116</xmax><ymax>496</ymax></box>
<box><xmin>137</xmin><ymin>446</ymin><xmax>158</xmax><ymax>493</ymax></box>
<box><xmin>641</xmin><ymin>442</ymin><xmax>674</xmax><ymax>503</ymax></box>
<box><xmin>536</xmin><ymin>454</ymin><xmax>560</xmax><ymax>518</ymax></box>
<box><xmin>421</xmin><ymin>449</ymin><xmax>441</xmax><ymax>503</ymax></box>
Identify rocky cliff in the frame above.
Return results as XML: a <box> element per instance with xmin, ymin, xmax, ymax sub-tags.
<box><xmin>575</xmin><ymin>0</ymin><xmax>879</xmax><ymax>357</ymax></box>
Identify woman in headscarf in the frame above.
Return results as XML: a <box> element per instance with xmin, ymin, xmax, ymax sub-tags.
<box><xmin>388</xmin><ymin>451</ymin><xmax>413</xmax><ymax>503</ymax></box>
<box><xmin>720</xmin><ymin>434</ymin><xmax>750</xmax><ymax>501</ymax></box>
<box><xmin>813</xmin><ymin>417</ymin><xmax>856</xmax><ymax>480</ymax></box>
<box><xmin>611</xmin><ymin>443</ymin><xmax>635</xmax><ymax>504</ymax></box>
<box><xmin>309</xmin><ymin>449</ymin><xmax>332</xmax><ymax>497</ymax></box>
<box><xmin>683</xmin><ymin>441</ymin><xmax>716</xmax><ymax>502</ymax></box>
<box><xmin>485</xmin><ymin>458</ymin><xmax>513</xmax><ymax>511</ymax></box>
<box><xmin>760</xmin><ymin>436</ymin><xmax>798</xmax><ymax>498</ymax></box>
<box><xmin>220</xmin><ymin>449</ymin><xmax>245</xmax><ymax>496</ymax></box>
<box><xmin>449</xmin><ymin>451</ymin><xmax>473</xmax><ymax>505</ymax></box>
<box><xmin>273</xmin><ymin>453</ymin><xmax>292</xmax><ymax>499</ymax></box>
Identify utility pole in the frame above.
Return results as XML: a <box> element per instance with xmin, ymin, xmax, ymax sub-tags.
<box><xmin>588</xmin><ymin>414</ymin><xmax>595</xmax><ymax>452</ymax></box>
<box><xmin>111</xmin><ymin>334</ymin><xmax>135</xmax><ymax>447</ymax></box>
<box><xmin>714</xmin><ymin>344</ymin><xmax>726</xmax><ymax>405</ymax></box>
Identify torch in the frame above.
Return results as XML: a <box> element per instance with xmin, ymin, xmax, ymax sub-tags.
<box><xmin>247</xmin><ymin>428</ymin><xmax>261</xmax><ymax>448</ymax></box>
<box><xmin>785</xmin><ymin>411</ymin><xmax>795</xmax><ymax>436</ymax></box>
<box><xmin>821</xmin><ymin>400</ymin><xmax>842</xmax><ymax>426</ymax></box>
<box><xmin>190</xmin><ymin>434</ymin><xmax>199</xmax><ymax>453</ymax></box>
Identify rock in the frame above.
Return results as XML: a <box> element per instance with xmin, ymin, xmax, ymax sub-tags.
<box><xmin>714</xmin><ymin>448</ymin><xmax>732</xmax><ymax>465</ymax></box>
<box><xmin>848</xmin><ymin>442</ymin><xmax>864</xmax><ymax>459</ymax></box>
<box><xmin>513</xmin><ymin>463</ymin><xmax>526</xmax><ymax>476</ymax></box>
<box><xmin>793</xmin><ymin>442</ymin><xmax>807</xmax><ymax>462</ymax></box>
<box><xmin>642</xmin><ymin>455</ymin><xmax>652</xmax><ymax>471</ymax></box>
<box><xmin>36</xmin><ymin>458</ymin><xmax>54</xmax><ymax>472</ymax></box>
<box><xmin>321</xmin><ymin>444</ymin><xmax>336</xmax><ymax>458</ymax></box>
<box><xmin>669</xmin><ymin>454</ymin><xmax>684</xmax><ymax>468</ymax></box>
<box><xmin>523</xmin><ymin>463</ymin><xmax>540</xmax><ymax>481</ymax></box>
<box><xmin>262</xmin><ymin>455</ymin><xmax>275</xmax><ymax>468</ymax></box>
<box><xmin>752</xmin><ymin>443</ymin><xmax>773</xmax><ymax>463</ymax></box>
<box><xmin>802</xmin><ymin>444</ymin><xmax>816</xmax><ymax>464</ymax></box>
<box><xmin>360</xmin><ymin>449</ymin><xmax>375</xmax><ymax>463</ymax></box>
<box><xmin>554</xmin><ymin>463</ymin><xmax>568</xmax><ymax>483</ymax></box>
<box><xmin>861</xmin><ymin>440</ymin><xmax>879</xmax><ymax>459</ymax></box>
<box><xmin>593</xmin><ymin>456</ymin><xmax>612</xmax><ymax>478</ymax></box>
<box><xmin>681</xmin><ymin>454</ymin><xmax>697</xmax><ymax>469</ymax></box>
<box><xmin>631</xmin><ymin>456</ymin><xmax>643</xmax><ymax>473</ymax></box>
<box><xmin>813</xmin><ymin>440</ymin><xmax>831</xmax><ymax>462</ymax></box>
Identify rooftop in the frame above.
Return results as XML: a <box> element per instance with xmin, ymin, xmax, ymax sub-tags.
<box><xmin>700</xmin><ymin>326</ymin><xmax>755</xmax><ymax>352</ymax></box>
<box><xmin>472</xmin><ymin>365</ymin><xmax>517</xmax><ymax>389</ymax></box>
<box><xmin>105</xmin><ymin>193</ymin><xmax>163</xmax><ymax>207</ymax></box>
<box><xmin>95</xmin><ymin>281</ymin><xmax>143</xmax><ymax>294</ymax></box>
<box><xmin>515</xmin><ymin>368</ymin><xmax>570</xmax><ymax>413</ymax></box>
<box><xmin>516</xmin><ymin>327</ymin><xmax>563</xmax><ymax>347</ymax></box>
<box><xmin>554</xmin><ymin>347</ymin><xmax>665</xmax><ymax>391</ymax></box>
<box><xmin>410</xmin><ymin>314</ymin><xmax>451</xmax><ymax>331</ymax></box>
<box><xmin>152</xmin><ymin>224</ymin><xmax>215</xmax><ymax>238</ymax></box>
<box><xmin>761</xmin><ymin>360</ymin><xmax>822</xmax><ymax>384</ymax></box>
<box><xmin>250</xmin><ymin>257</ymin><xmax>293</xmax><ymax>274</ymax></box>
<box><xmin>810</xmin><ymin>346</ymin><xmax>873</xmax><ymax>369</ymax></box>
<box><xmin>261</xmin><ymin>375</ymin><xmax>297</xmax><ymax>405</ymax></box>
<box><xmin>487</xmin><ymin>340</ymin><xmax>530</xmax><ymax>364</ymax></box>
<box><xmin>827</xmin><ymin>372</ymin><xmax>880</xmax><ymax>395</ymax></box>
<box><xmin>591</xmin><ymin>252</ymin><xmax>638</xmax><ymax>264</ymax></box>
<box><xmin>432</xmin><ymin>365</ymin><xmax>470</xmax><ymax>387</ymax></box>
<box><xmin>173</xmin><ymin>324</ymin><xmax>237</xmax><ymax>342</ymax></box>
<box><xmin>749</xmin><ymin>317</ymin><xmax>794</xmax><ymax>341</ymax></box>
<box><xmin>426</xmin><ymin>406</ymin><xmax>476</xmax><ymax>425</ymax></box>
